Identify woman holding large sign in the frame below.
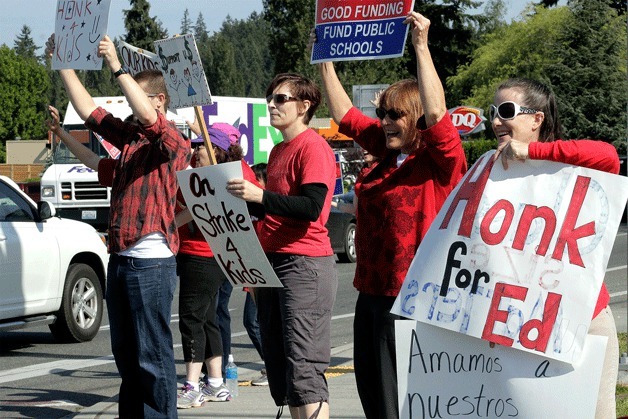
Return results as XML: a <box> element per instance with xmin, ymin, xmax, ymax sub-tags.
<box><xmin>492</xmin><ymin>77</ymin><xmax>620</xmax><ymax>419</ymax></box>
<box><xmin>313</xmin><ymin>11</ymin><xmax>467</xmax><ymax>419</ymax></box>
<box><xmin>226</xmin><ymin>73</ymin><xmax>338</xmax><ymax>419</ymax></box>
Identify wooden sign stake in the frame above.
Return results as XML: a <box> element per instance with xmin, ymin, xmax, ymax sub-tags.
<box><xmin>194</xmin><ymin>105</ymin><xmax>217</xmax><ymax>166</ymax></box>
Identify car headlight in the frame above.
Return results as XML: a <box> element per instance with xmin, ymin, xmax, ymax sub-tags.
<box><xmin>41</xmin><ymin>185</ymin><xmax>55</xmax><ymax>198</ymax></box>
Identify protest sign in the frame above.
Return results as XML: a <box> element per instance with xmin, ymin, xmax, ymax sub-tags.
<box><xmin>118</xmin><ymin>40</ymin><xmax>160</xmax><ymax>76</ymax></box>
<box><xmin>396</xmin><ymin>321</ymin><xmax>605</xmax><ymax>419</ymax></box>
<box><xmin>311</xmin><ymin>0</ymin><xmax>414</xmax><ymax>63</ymax></box>
<box><xmin>391</xmin><ymin>151</ymin><xmax>628</xmax><ymax>363</ymax></box>
<box><xmin>153</xmin><ymin>34</ymin><xmax>212</xmax><ymax>109</ymax></box>
<box><xmin>176</xmin><ymin>162</ymin><xmax>282</xmax><ymax>288</ymax></box>
<box><xmin>93</xmin><ymin>132</ymin><xmax>120</xmax><ymax>159</ymax></box>
<box><xmin>53</xmin><ymin>0</ymin><xmax>111</xmax><ymax>70</ymax></box>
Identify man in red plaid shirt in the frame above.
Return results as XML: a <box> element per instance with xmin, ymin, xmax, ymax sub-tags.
<box><xmin>48</xmin><ymin>34</ymin><xmax>190</xmax><ymax>418</ymax></box>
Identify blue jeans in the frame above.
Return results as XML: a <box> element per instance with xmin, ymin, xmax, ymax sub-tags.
<box><xmin>243</xmin><ymin>292</ymin><xmax>263</xmax><ymax>360</ymax></box>
<box><xmin>106</xmin><ymin>254</ymin><xmax>178</xmax><ymax>418</ymax></box>
<box><xmin>216</xmin><ymin>278</ymin><xmax>233</xmax><ymax>377</ymax></box>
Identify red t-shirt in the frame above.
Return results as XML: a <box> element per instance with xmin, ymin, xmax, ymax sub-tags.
<box><xmin>257</xmin><ymin>129</ymin><xmax>336</xmax><ymax>256</ymax></box>
<box><xmin>340</xmin><ymin>107</ymin><xmax>467</xmax><ymax>297</ymax></box>
<box><xmin>529</xmin><ymin>139</ymin><xmax>620</xmax><ymax>318</ymax></box>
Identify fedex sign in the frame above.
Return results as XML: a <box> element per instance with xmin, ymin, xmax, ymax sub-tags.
<box><xmin>200</xmin><ymin>97</ymin><xmax>283</xmax><ymax>165</ymax></box>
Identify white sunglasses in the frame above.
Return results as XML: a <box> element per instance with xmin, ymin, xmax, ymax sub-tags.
<box><xmin>489</xmin><ymin>101</ymin><xmax>540</xmax><ymax>121</ymax></box>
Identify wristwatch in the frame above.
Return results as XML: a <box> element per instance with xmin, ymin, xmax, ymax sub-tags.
<box><xmin>113</xmin><ymin>66</ymin><xmax>129</xmax><ymax>78</ymax></box>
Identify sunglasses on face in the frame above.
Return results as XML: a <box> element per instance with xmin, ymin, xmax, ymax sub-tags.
<box><xmin>375</xmin><ymin>107</ymin><xmax>405</xmax><ymax>121</ymax></box>
<box><xmin>489</xmin><ymin>101</ymin><xmax>539</xmax><ymax>121</ymax></box>
<box><xmin>266</xmin><ymin>94</ymin><xmax>298</xmax><ymax>104</ymax></box>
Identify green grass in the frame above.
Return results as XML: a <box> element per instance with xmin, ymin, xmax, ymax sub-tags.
<box><xmin>617</xmin><ymin>333</ymin><xmax>627</xmax><ymax>417</ymax></box>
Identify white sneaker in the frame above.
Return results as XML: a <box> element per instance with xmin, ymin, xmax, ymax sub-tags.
<box><xmin>201</xmin><ymin>382</ymin><xmax>232</xmax><ymax>402</ymax></box>
<box><xmin>177</xmin><ymin>383</ymin><xmax>204</xmax><ymax>409</ymax></box>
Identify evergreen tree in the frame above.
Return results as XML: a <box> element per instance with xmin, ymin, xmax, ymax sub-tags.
<box><xmin>14</xmin><ymin>25</ymin><xmax>39</xmax><ymax>61</ymax></box>
<box><xmin>123</xmin><ymin>0</ymin><xmax>168</xmax><ymax>50</ymax></box>
<box><xmin>194</xmin><ymin>12</ymin><xmax>210</xmax><ymax>44</ymax></box>
<box><xmin>406</xmin><ymin>0</ymin><xmax>484</xmax><ymax>105</ymax></box>
<box><xmin>180</xmin><ymin>9</ymin><xmax>193</xmax><ymax>35</ymax></box>
<box><xmin>206</xmin><ymin>33</ymin><xmax>245</xmax><ymax>96</ymax></box>
<box><xmin>217</xmin><ymin>13</ymin><xmax>274</xmax><ymax>97</ymax></box>
<box><xmin>0</xmin><ymin>46</ymin><xmax>50</xmax><ymax>143</ymax></box>
<box><xmin>448</xmin><ymin>6</ymin><xmax>570</xmax><ymax>112</ymax></box>
<box><xmin>547</xmin><ymin>0</ymin><xmax>626</xmax><ymax>142</ymax></box>
<box><xmin>263</xmin><ymin>0</ymin><xmax>315</xmax><ymax>75</ymax></box>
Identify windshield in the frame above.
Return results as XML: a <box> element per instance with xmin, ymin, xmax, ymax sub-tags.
<box><xmin>52</xmin><ymin>132</ymin><xmax>111</xmax><ymax>164</ymax></box>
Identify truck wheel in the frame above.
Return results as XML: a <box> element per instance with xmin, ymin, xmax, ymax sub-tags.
<box><xmin>50</xmin><ymin>263</ymin><xmax>103</xmax><ymax>342</ymax></box>
<box><xmin>337</xmin><ymin>222</ymin><xmax>357</xmax><ymax>263</ymax></box>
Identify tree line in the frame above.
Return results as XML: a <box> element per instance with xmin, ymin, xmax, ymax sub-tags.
<box><xmin>0</xmin><ymin>0</ymin><xmax>625</xmax><ymax>162</ymax></box>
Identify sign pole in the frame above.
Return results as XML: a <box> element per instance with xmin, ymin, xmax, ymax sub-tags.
<box><xmin>194</xmin><ymin>105</ymin><xmax>217</xmax><ymax>165</ymax></box>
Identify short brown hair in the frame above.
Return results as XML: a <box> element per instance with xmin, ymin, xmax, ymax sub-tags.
<box><xmin>134</xmin><ymin>69</ymin><xmax>170</xmax><ymax>110</ymax></box>
<box><xmin>265</xmin><ymin>73</ymin><xmax>321</xmax><ymax>124</ymax></box>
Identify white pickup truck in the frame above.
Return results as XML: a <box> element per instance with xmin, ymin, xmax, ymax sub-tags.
<box><xmin>0</xmin><ymin>176</ymin><xmax>109</xmax><ymax>342</ymax></box>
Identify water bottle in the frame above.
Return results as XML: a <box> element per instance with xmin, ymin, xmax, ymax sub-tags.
<box><xmin>225</xmin><ymin>354</ymin><xmax>239</xmax><ymax>397</ymax></box>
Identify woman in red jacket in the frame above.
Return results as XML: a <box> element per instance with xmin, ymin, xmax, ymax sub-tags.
<box><xmin>314</xmin><ymin>12</ymin><xmax>467</xmax><ymax>418</ymax></box>
<box><xmin>492</xmin><ymin>77</ymin><xmax>620</xmax><ymax>419</ymax></box>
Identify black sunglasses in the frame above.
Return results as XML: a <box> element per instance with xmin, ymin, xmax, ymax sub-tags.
<box><xmin>489</xmin><ymin>101</ymin><xmax>539</xmax><ymax>121</ymax></box>
<box><xmin>375</xmin><ymin>107</ymin><xmax>405</xmax><ymax>121</ymax></box>
<box><xmin>266</xmin><ymin>94</ymin><xmax>299</xmax><ymax>104</ymax></box>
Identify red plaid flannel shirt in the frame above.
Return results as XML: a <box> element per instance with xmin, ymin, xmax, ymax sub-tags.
<box><xmin>86</xmin><ymin>107</ymin><xmax>191</xmax><ymax>254</ymax></box>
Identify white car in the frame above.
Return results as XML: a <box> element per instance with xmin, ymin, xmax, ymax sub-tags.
<box><xmin>0</xmin><ymin>176</ymin><xmax>109</xmax><ymax>342</ymax></box>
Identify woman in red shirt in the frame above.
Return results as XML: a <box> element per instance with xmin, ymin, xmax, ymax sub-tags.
<box><xmin>314</xmin><ymin>12</ymin><xmax>467</xmax><ymax>418</ymax></box>
<box><xmin>492</xmin><ymin>77</ymin><xmax>620</xmax><ymax>419</ymax></box>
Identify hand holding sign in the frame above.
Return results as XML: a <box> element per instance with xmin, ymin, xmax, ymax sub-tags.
<box><xmin>97</xmin><ymin>35</ymin><xmax>122</xmax><ymax>73</ymax></box>
<box><xmin>53</xmin><ymin>0</ymin><xmax>112</xmax><ymax>70</ymax></box>
<box><xmin>494</xmin><ymin>139</ymin><xmax>531</xmax><ymax>170</ymax></box>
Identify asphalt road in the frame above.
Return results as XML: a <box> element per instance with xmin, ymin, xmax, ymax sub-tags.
<box><xmin>0</xmin><ymin>228</ymin><xmax>625</xmax><ymax>418</ymax></box>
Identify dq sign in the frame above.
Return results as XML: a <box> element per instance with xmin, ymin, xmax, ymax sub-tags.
<box><xmin>449</xmin><ymin>106</ymin><xmax>487</xmax><ymax>137</ymax></box>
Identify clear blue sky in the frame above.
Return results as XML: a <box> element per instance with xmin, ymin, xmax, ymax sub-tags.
<box><xmin>0</xmin><ymin>0</ymin><xmax>265</xmax><ymax>48</ymax></box>
<box><xmin>0</xmin><ymin>0</ymin><xmax>563</xmax><ymax>50</ymax></box>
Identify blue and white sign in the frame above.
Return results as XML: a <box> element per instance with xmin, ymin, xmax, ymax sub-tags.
<box><xmin>311</xmin><ymin>0</ymin><xmax>415</xmax><ymax>63</ymax></box>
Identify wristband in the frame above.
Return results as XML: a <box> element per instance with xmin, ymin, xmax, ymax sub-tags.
<box><xmin>113</xmin><ymin>67</ymin><xmax>129</xmax><ymax>78</ymax></box>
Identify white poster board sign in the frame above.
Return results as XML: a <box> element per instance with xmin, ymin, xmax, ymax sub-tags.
<box><xmin>396</xmin><ymin>321</ymin><xmax>605</xmax><ymax>419</ymax></box>
<box><xmin>391</xmin><ymin>151</ymin><xmax>628</xmax><ymax>363</ymax></box>
<box><xmin>118</xmin><ymin>40</ymin><xmax>160</xmax><ymax>76</ymax></box>
<box><xmin>176</xmin><ymin>162</ymin><xmax>282</xmax><ymax>288</ymax></box>
<box><xmin>153</xmin><ymin>34</ymin><xmax>212</xmax><ymax>109</ymax></box>
<box><xmin>53</xmin><ymin>0</ymin><xmax>111</xmax><ymax>70</ymax></box>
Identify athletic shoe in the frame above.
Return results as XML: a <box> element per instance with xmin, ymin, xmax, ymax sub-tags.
<box><xmin>177</xmin><ymin>383</ymin><xmax>204</xmax><ymax>409</ymax></box>
<box><xmin>201</xmin><ymin>382</ymin><xmax>232</xmax><ymax>402</ymax></box>
<box><xmin>251</xmin><ymin>368</ymin><xmax>269</xmax><ymax>386</ymax></box>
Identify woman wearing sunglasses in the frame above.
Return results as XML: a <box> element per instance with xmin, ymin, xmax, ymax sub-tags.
<box><xmin>226</xmin><ymin>73</ymin><xmax>338</xmax><ymax>419</ymax></box>
<box><xmin>313</xmin><ymin>12</ymin><xmax>467</xmax><ymax>419</ymax></box>
<box><xmin>491</xmin><ymin>77</ymin><xmax>620</xmax><ymax>419</ymax></box>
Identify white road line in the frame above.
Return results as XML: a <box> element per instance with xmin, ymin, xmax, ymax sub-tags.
<box><xmin>610</xmin><ymin>290</ymin><xmax>627</xmax><ymax>298</ymax></box>
<box><xmin>607</xmin><ymin>265</ymin><xmax>627</xmax><ymax>273</ymax></box>
<box><xmin>0</xmin><ymin>314</ymin><xmax>356</xmax><ymax>385</ymax></box>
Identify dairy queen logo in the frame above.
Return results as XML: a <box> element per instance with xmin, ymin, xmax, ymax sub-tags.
<box><xmin>448</xmin><ymin>106</ymin><xmax>487</xmax><ymax>137</ymax></box>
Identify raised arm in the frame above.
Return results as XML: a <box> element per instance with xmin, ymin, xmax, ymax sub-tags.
<box><xmin>310</xmin><ymin>29</ymin><xmax>353</xmax><ymax>124</ymax></box>
<box><xmin>46</xmin><ymin>34</ymin><xmax>97</xmax><ymax>121</ymax></box>
<box><xmin>97</xmin><ymin>36</ymin><xmax>157</xmax><ymax>126</ymax></box>
<box><xmin>46</xmin><ymin>105</ymin><xmax>101</xmax><ymax>170</ymax></box>
<box><xmin>405</xmin><ymin>12</ymin><xmax>447</xmax><ymax>128</ymax></box>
